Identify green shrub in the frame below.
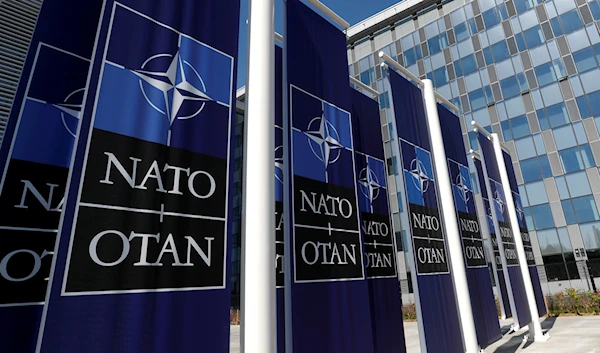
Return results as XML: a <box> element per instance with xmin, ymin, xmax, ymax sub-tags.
<box><xmin>547</xmin><ymin>289</ymin><xmax>600</xmax><ymax>316</ymax></box>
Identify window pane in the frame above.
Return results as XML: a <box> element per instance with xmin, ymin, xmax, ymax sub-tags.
<box><xmin>589</xmin><ymin>91</ymin><xmax>600</xmax><ymax>115</ymax></box>
<box><xmin>433</xmin><ymin>67</ymin><xmax>449</xmax><ymax>85</ymax></box>
<box><xmin>511</xmin><ymin>115</ymin><xmax>531</xmax><ymax>138</ymax></box>
<box><xmin>455</xmin><ymin>22</ymin><xmax>470</xmax><ymax>42</ymax></box>
<box><xmin>580</xmin><ymin>221</ymin><xmax>600</xmax><ymax>249</ymax></box>
<box><xmin>591</xmin><ymin>0</ymin><xmax>600</xmax><ymax>20</ymax></box>
<box><xmin>530</xmin><ymin>203</ymin><xmax>556</xmax><ymax>229</ymax></box>
<box><xmin>567</xmin><ymin>28</ymin><xmax>592</xmax><ymax>52</ymax></box>
<box><xmin>573</xmin><ymin>122</ymin><xmax>587</xmax><ymax>144</ymax></box>
<box><xmin>521</xmin><ymin>157</ymin><xmax>543</xmax><ymax>182</ymax></box>
<box><xmin>483</xmin><ymin>8</ymin><xmax>502</xmax><ymax>28</ymax></box>
<box><xmin>537</xmin><ymin>229</ymin><xmax>561</xmax><ymax>254</ymax></box>
<box><xmin>546</xmin><ymin>103</ymin><xmax>570</xmax><ymax>128</ymax></box>
<box><xmin>461</xmin><ymin>54</ymin><xmax>478</xmax><ymax>74</ymax></box>
<box><xmin>573</xmin><ymin>48</ymin><xmax>598</xmax><ymax>73</ymax></box>
<box><xmin>516</xmin><ymin>136</ymin><xmax>537</xmax><ymax>159</ymax></box>
<box><xmin>562</xmin><ymin>199</ymin><xmax>578</xmax><ymax>224</ymax></box>
<box><xmin>565</xmin><ymin>171</ymin><xmax>592</xmax><ymax>197</ymax></box>
<box><xmin>469</xmin><ymin>89</ymin><xmax>487</xmax><ymax>110</ymax></box>
<box><xmin>491</xmin><ymin>41</ymin><xmax>510</xmax><ymax>61</ymax></box>
<box><xmin>535</xmin><ymin>62</ymin><xmax>557</xmax><ymax>86</ymax></box>
<box><xmin>559</xmin><ymin>146</ymin><xmax>585</xmax><ymax>172</ymax></box>
<box><xmin>578</xmin><ymin>96</ymin><xmax>592</xmax><ymax>119</ymax></box>
<box><xmin>500</xmin><ymin>76</ymin><xmax>521</xmax><ymax>98</ymax></box>
<box><xmin>553</xmin><ymin>125</ymin><xmax>577</xmax><ymax>150</ymax></box>
<box><xmin>525</xmin><ymin>180</ymin><xmax>549</xmax><ymax>205</ymax></box>
<box><xmin>524</xmin><ymin>26</ymin><xmax>544</xmax><ymax>48</ymax></box>
<box><xmin>580</xmin><ymin>144</ymin><xmax>595</xmax><ymax>167</ymax></box>
<box><xmin>556</xmin><ymin>176</ymin><xmax>570</xmax><ymax>199</ymax></box>
<box><xmin>557</xmin><ymin>228</ymin><xmax>573</xmax><ymax>252</ymax></box>
<box><xmin>551</xmin><ymin>17</ymin><xmax>564</xmax><ymax>36</ymax></box>
<box><xmin>560</xmin><ymin>10</ymin><xmax>584</xmax><ymax>33</ymax></box>
<box><xmin>573</xmin><ymin>195</ymin><xmax>600</xmax><ymax>222</ymax></box>
<box><xmin>540</xmin><ymin>155</ymin><xmax>552</xmax><ymax>177</ymax></box>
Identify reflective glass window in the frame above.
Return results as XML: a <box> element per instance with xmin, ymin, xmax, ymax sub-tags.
<box><xmin>496</xmin><ymin>58</ymin><xmax>516</xmax><ymax>80</ymax></box>
<box><xmin>550</xmin><ymin>17</ymin><xmax>564</xmax><ymax>36</ymax></box>
<box><xmin>567</xmin><ymin>28</ymin><xmax>592</xmax><ymax>53</ymax></box>
<box><xmin>458</xmin><ymin>39</ymin><xmax>475</xmax><ymax>58</ymax></box>
<box><xmin>451</xmin><ymin>7</ymin><xmax>467</xmax><ymax>24</ymax></box>
<box><xmin>500</xmin><ymin>76</ymin><xmax>521</xmax><ymax>98</ymax></box>
<box><xmin>571</xmin><ymin>76</ymin><xmax>584</xmax><ymax>97</ymax></box>
<box><xmin>562</xmin><ymin>199</ymin><xmax>578</xmax><ymax>224</ymax></box>
<box><xmin>461</xmin><ymin>54</ymin><xmax>478</xmax><ymax>74</ymax></box>
<box><xmin>553</xmin><ymin>125</ymin><xmax>578</xmax><ymax>150</ymax></box>
<box><xmin>580</xmin><ymin>221</ymin><xmax>600</xmax><ymax>249</ymax></box>
<box><xmin>555</xmin><ymin>0</ymin><xmax>577</xmax><ymax>15</ymax></box>
<box><xmin>578</xmin><ymin>96</ymin><xmax>592</xmax><ymax>119</ymax></box>
<box><xmin>546</xmin><ymin>103</ymin><xmax>570</xmax><ymax>127</ymax></box>
<box><xmin>491</xmin><ymin>41</ymin><xmax>510</xmax><ymax>61</ymax></box>
<box><xmin>502</xmin><ymin>120</ymin><xmax>514</xmax><ymax>140</ymax></box>
<box><xmin>468</xmin><ymin>18</ymin><xmax>478</xmax><ymax>35</ymax></box>
<box><xmin>573</xmin><ymin>122</ymin><xmax>587</xmax><ymax>144</ymax></box>
<box><xmin>590</xmin><ymin>0</ymin><xmax>600</xmax><ymax>20</ymax></box>
<box><xmin>573</xmin><ymin>195</ymin><xmax>600</xmax><ymax>222</ymax></box>
<box><xmin>560</xmin><ymin>10</ymin><xmax>584</xmax><ymax>33</ymax></box>
<box><xmin>519</xmin><ymin>9</ymin><xmax>539</xmax><ymax>30</ymax></box>
<box><xmin>521</xmin><ymin>157</ymin><xmax>543</xmax><ymax>181</ymax></box>
<box><xmin>425</xmin><ymin>21</ymin><xmax>441</xmax><ymax>39</ymax></box>
<box><xmin>537</xmin><ymin>108</ymin><xmax>550</xmax><ymax>130</ymax></box>
<box><xmin>535</xmin><ymin>62</ymin><xmax>557</xmax><ymax>86</ymax></box>
<box><xmin>433</xmin><ymin>67</ymin><xmax>449</xmax><ymax>85</ymax></box>
<box><xmin>515</xmin><ymin>33</ymin><xmax>527</xmax><ymax>51</ymax></box>
<box><xmin>526</xmin><ymin>180</ymin><xmax>549</xmax><ymax>205</ymax></box>
<box><xmin>552</xmin><ymin>59</ymin><xmax>566</xmax><ymax>78</ymax></box>
<box><xmin>483</xmin><ymin>8</ymin><xmax>502</xmax><ymax>28</ymax></box>
<box><xmin>428</xmin><ymin>33</ymin><xmax>449</xmax><ymax>54</ymax></box>
<box><xmin>404</xmin><ymin>46</ymin><xmax>422</xmax><ymax>66</ymax></box>
<box><xmin>455</xmin><ymin>22</ymin><xmax>471</xmax><ymax>42</ymax></box>
<box><xmin>511</xmin><ymin>115</ymin><xmax>531</xmax><ymax>138</ymax></box>
<box><xmin>530</xmin><ymin>203</ymin><xmax>556</xmax><ymax>229</ymax></box>
<box><xmin>524</xmin><ymin>26</ymin><xmax>544</xmax><ymax>48</ymax></box>
<box><xmin>401</xmin><ymin>33</ymin><xmax>415</xmax><ymax>49</ymax></box>
<box><xmin>483</xmin><ymin>47</ymin><xmax>494</xmax><ymax>65</ymax></box>
<box><xmin>515</xmin><ymin>0</ymin><xmax>541</xmax><ymax>14</ymax></box>
<box><xmin>516</xmin><ymin>136</ymin><xmax>537</xmax><ymax>159</ymax></box>
<box><xmin>530</xmin><ymin>45</ymin><xmax>551</xmax><ymax>67</ymax></box>
<box><xmin>588</xmin><ymin>90</ymin><xmax>600</xmax><ymax>115</ymax></box>
<box><xmin>573</xmin><ymin>48</ymin><xmax>597</xmax><ymax>73</ymax></box>
<box><xmin>541</xmin><ymin>83</ymin><xmax>562</xmax><ymax>106</ymax></box>
<box><xmin>580</xmin><ymin>144</ymin><xmax>595</xmax><ymax>167</ymax></box>
<box><xmin>556</xmin><ymin>176</ymin><xmax>570</xmax><ymax>199</ymax></box>
<box><xmin>540</xmin><ymin>155</ymin><xmax>553</xmax><ymax>177</ymax></box>
<box><xmin>580</xmin><ymin>69</ymin><xmax>600</xmax><ymax>94</ymax></box>
<box><xmin>465</xmin><ymin>71</ymin><xmax>482</xmax><ymax>91</ymax></box>
<box><xmin>431</xmin><ymin>52</ymin><xmax>445</xmax><ymax>69</ymax></box>
<box><xmin>546</xmin><ymin>0</ymin><xmax>558</xmax><ymax>18</ymax></box>
<box><xmin>469</xmin><ymin>89</ymin><xmax>487</xmax><ymax>110</ymax></box>
<box><xmin>505</xmin><ymin>96</ymin><xmax>526</xmax><ymax>118</ymax></box>
<box><xmin>538</xmin><ymin>229</ymin><xmax>562</xmax><ymax>254</ymax></box>
<box><xmin>587</xmin><ymin>24</ymin><xmax>600</xmax><ymax>45</ymax></box>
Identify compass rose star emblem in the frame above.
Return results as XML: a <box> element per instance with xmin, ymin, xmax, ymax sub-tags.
<box><xmin>131</xmin><ymin>50</ymin><xmax>212</xmax><ymax>125</ymax></box>
<box><xmin>494</xmin><ymin>190</ymin><xmax>505</xmax><ymax>213</ymax></box>
<box><xmin>53</xmin><ymin>88</ymin><xmax>85</xmax><ymax>138</ymax></box>
<box><xmin>456</xmin><ymin>173</ymin><xmax>471</xmax><ymax>202</ymax></box>
<box><xmin>275</xmin><ymin>145</ymin><xmax>284</xmax><ymax>184</ymax></box>
<box><xmin>359</xmin><ymin>167</ymin><xmax>382</xmax><ymax>202</ymax></box>
<box><xmin>304</xmin><ymin>114</ymin><xmax>344</xmax><ymax>167</ymax></box>
<box><xmin>409</xmin><ymin>158</ymin><xmax>431</xmax><ymax>193</ymax></box>
<box><xmin>515</xmin><ymin>201</ymin><xmax>525</xmax><ymax>222</ymax></box>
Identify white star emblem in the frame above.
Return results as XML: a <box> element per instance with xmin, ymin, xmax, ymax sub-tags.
<box><xmin>515</xmin><ymin>200</ymin><xmax>525</xmax><ymax>222</ymax></box>
<box><xmin>275</xmin><ymin>145</ymin><xmax>284</xmax><ymax>184</ymax></box>
<box><xmin>456</xmin><ymin>173</ymin><xmax>471</xmax><ymax>202</ymax></box>
<box><xmin>359</xmin><ymin>167</ymin><xmax>382</xmax><ymax>202</ymax></box>
<box><xmin>132</xmin><ymin>50</ymin><xmax>212</xmax><ymax>125</ymax></box>
<box><xmin>304</xmin><ymin>114</ymin><xmax>344</xmax><ymax>167</ymax></box>
<box><xmin>409</xmin><ymin>158</ymin><xmax>431</xmax><ymax>193</ymax></box>
<box><xmin>494</xmin><ymin>189</ymin><xmax>505</xmax><ymax>213</ymax></box>
<box><xmin>53</xmin><ymin>88</ymin><xmax>84</xmax><ymax>138</ymax></box>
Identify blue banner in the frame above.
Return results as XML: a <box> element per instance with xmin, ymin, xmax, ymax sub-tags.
<box><xmin>351</xmin><ymin>89</ymin><xmax>406</xmax><ymax>353</ymax></box>
<box><xmin>286</xmin><ymin>0</ymin><xmax>374</xmax><ymax>351</ymax></box>
<box><xmin>473</xmin><ymin>157</ymin><xmax>512</xmax><ymax>318</ymax></box>
<box><xmin>437</xmin><ymin>105</ymin><xmax>500</xmax><ymax>347</ymax></box>
<box><xmin>502</xmin><ymin>150</ymin><xmax>547</xmax><ymax>317</ymax></box>
<box><xmin>36</xmin><ymin>1</ymin><xmax>240</xmax><ymax>352</ymax></box>
<box><xmin>387</xmin><ymin>69</ymin><xmax>462</xmax><ymax>352</ymax></box>
<box><xmin>0</xmin><ymin>1</ymin><xmax>102</xmax><ymax>352</ymax></box>
<box><xmin>477</xmin><ymin>133</ymin><xmax>532</xmax><ymax>328</ymax></box>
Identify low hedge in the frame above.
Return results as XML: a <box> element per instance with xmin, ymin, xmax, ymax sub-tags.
<box><xmin>546</xmin><ymin>289</ymin><xmax>600</xmax><ymax>316</ymax></box>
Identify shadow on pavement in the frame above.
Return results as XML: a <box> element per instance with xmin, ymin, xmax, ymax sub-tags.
<box><xmin>492</xmin><ymin>316</ymin><xmax>558</xmax><ymax>352</ymax></box>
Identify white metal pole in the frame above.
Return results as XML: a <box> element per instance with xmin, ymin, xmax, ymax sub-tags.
<box><xmin>422</xmin><ymin>80</ymin><xmax>480</xmax><ymax>353</ymax></box>
<box><xmin>241</xmin><ymin>0</ymin><xmax>277</xmax><ymax>351</ymax></box>
<box><xmin>490</xmin><ymin>133</ymin><xmax>549</xmax><ymax>342</ymax></box>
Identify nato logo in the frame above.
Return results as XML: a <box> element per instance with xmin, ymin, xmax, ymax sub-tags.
<box><xmin>275</xmin><ymin>126</ymin><xmax>284</xmax><ymax>202</ymax></box>
<box><xmin>356</xmin><ymin>155</ymin><xmax>387</xmax><ymax>214</ymax></box>
<box><xmin>291</xmin><ymin>86</ymin><xmax>354</xmax><ymax>189</ymax></box>
<box><xmin>449</xmin><ymin>160</ymin><xmax>473</xmax><ymax>213</ymax></box>
<box><xmin>491</xmin><ymin>181</ymin><xmax>507</xmax><ymax>222</ymax></box>
<box><xmin>401</xmin><ymin>142</ymin><xmax>435</xmax><ymax>207</ymax></box>
<box><xmin>11</xmin><ymin>44</ymin><xmax>89</xmax><ymax>169</ymax></box>
<box><xmin>94</xmin><ymin>4</ymin><xmax>233</xmax><ymax>159</ymax></box>
<box><xmin>514</xmin><ymin>192</ymin><xmax>527</xmax><ymax>229</ymax></box>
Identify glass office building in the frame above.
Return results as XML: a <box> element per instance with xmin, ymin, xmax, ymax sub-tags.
<box><xmin>0</xmin><ymin>0</ymin><xmax>41</xmax><ymax>143</ymax></box>
<box><xmin>346</xmin><ymin>0</ymin><xmax>600</xmax><ymax>296</ymax></box>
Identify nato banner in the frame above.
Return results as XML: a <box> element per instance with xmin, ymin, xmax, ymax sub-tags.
<box><xmin>35</xmin><ymin>1</ymin><xmax>240</xmax><ymax>352</ymax></box>
<box><xmin>437</xmin><ymin>105</ymin><xmax>501</xmax><ymax>347</ymax></box>
<box><xmin>387</xmin><ymin>69</ymin><xmax>462</xmax><ymax>352</ymax></box>
<box><xmin>274</xmin><ymin>44</ymin><xmax>285</xmax><ymax>353</ymax></box>
<box><xmin>0</xmin><ymin>1</ymin><xmax>102</xmax><ymax>352</ymax></box>
<box><xmin>477</xmin><ymin>133</ymin><xmax>532</xmax><ymax>329</ymax></box>
<box><xmin>286</xmin><ymin>0</ymin><xmax>374</xmax><ymax>351</ymax></box>
<box><xmin>473</xmin><ymin>157</ymin><xmax>512</xmax><ymax>318</ymax></box>
<box><xmin>502</xmin><ymin>150</ymin><xmax>547</xmax><ymax>317</ymax></box>
<box><xmin>351</xmin><ymin>89</ymin><xmax>406</xmax><ymax>353</ymax></box>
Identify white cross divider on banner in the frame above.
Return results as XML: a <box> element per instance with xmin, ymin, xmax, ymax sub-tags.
<box><xmin>471</xmin><ymin>121</ymin><xmax>549</xmax><ymax>342</ymax></box>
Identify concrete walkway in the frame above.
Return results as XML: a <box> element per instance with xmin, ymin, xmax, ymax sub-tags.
<box><xmin>230</xmin><ymin>316</ymin><xmax>600</xmax><ymax>352</ymax></box>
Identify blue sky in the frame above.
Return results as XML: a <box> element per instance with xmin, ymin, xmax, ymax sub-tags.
<box><xmin>236</xmin><ymin>0</ymin><xmax>400</xmax><ymax>88</ymax></box>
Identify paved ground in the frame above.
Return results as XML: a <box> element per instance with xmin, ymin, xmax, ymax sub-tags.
<box><xmin>230</xmin><ymin>316</ymin><xmax>600</xmax><ymax>352</ymax></box>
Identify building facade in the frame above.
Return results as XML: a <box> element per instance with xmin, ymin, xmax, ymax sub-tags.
<box><xmin>346</xmin><ymin>0</ymin><xmax>600</xmax><ymax>296</ymax></box>
<box><xmin>0</xmin><ymin>0</ymin><xmax>42</xmax><ymax>143</ymax></box>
